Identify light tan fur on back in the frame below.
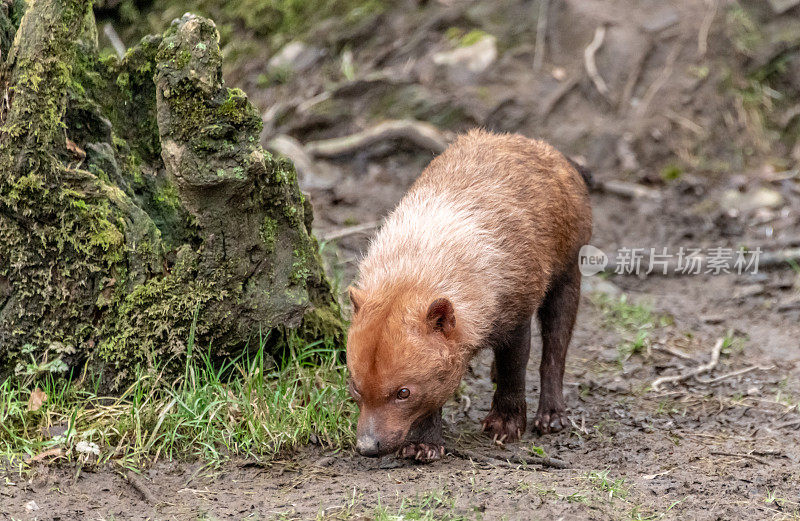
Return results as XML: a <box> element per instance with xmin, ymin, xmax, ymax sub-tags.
<box><xmin>354</xmin><ymin>129</ymin><xmax>589</xmax><ymax>352</ymax></box>
<box><xmin>347</xmin><ymin>129</ymin><xmax>591</xmax><ymax>451</ymax></box>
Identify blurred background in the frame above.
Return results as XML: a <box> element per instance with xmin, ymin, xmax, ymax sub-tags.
<box><xmin>90</xmin><ymin>0</ymin><xmax>799</xmax><ymax>274</ymax></box>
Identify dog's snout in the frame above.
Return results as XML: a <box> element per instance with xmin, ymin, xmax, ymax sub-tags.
<box><xmin>355</xmin><ymin>435</ymin><xmax>381</xmax><ymax>457</ymax></box>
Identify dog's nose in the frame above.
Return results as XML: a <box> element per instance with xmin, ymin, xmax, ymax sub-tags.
<box><xmin>356</xmin><ymin>435</ymin><xmax>381</xmax><ymax>457</ymax></box>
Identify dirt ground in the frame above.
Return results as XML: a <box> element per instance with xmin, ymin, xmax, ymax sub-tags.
<box><xmin>3</xmin><ymin>0</ymin><xmax>800</xmax><ymax>519</ymax></box>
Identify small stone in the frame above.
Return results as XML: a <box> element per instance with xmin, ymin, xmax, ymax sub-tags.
<box><xmin>268</xmin><ymin>41</ymin><xmax>325</xmax><ymax>74</ymax></box>
<box><xmin>433</xmin><ymin>35</ymin><xmax>497</xmax><ymax>84</ymax></box>
<box><xmin>25</xmin><ymin>500</ymin><xmax>39</xmax><ymax>512</ymax></box>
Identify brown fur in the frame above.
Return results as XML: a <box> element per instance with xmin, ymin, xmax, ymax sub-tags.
<box><xmin>347</xmin><ymin>129</ymin><xmax>592</xmax><ymax>459</ymax></box>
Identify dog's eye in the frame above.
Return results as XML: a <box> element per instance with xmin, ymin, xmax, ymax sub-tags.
<box><xmin>396</xmin><ymin>388</ymin><xmax>410</xmax><ymax>400</ymax></box>
<box><xmin>349</xmin><ymin>380</ymin><xmax>361</xmax><ymax>399</ymax></box>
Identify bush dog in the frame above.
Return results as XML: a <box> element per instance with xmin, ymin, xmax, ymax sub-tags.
<box><xmin>346</xmin><ymin>130</ymin><xmax>592</xmax><ymax>462</ymax></box>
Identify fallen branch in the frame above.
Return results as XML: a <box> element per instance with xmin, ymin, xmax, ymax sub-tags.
<box><xmin>450</xmin><ymin>447</ymin><xmax>569</xmax><ymax>470</ymax></box>
<box><xmin>584</xmin><ymin>25</ymin><xmax>610</xmax><ymax>99</ymax></box>
<box><xmin>304</xmin><ymin>120</ymin><xmax>452</xmax><ymax>159</ymax></box>
<box><xmin>125</xmin><ymin>470</ymin><xmax>158</xmax><ymax>505</ymax></box>
<box><xmin>651</xmin><ymin>338</ymin><xmax>724</xmax><ymax>391</ymax></box>
<box><xmin>319</xmin><ymin>221</ymin><xmax>380</xmax><ymax>241</ymax></box>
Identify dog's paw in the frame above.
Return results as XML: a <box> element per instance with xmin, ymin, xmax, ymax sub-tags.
<box><xmin>398</xmin><ymin>442</ymin><xmax>445</xmax><ymax>463</ymax></box>
<box><xmin>532</xmin><ymin>407</ymin><xmax>568</xmax><ymax>434</ymax></box>
<box><xmin>481</xmin><ymin>409</ymin><xmax>526</xmax><ymax>444</ymax></box>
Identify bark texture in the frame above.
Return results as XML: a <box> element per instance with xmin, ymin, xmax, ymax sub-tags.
<box><xmin>0</xmin><ymin>0</ymin><xmax>344</xmax><ymax>387</ymax></box>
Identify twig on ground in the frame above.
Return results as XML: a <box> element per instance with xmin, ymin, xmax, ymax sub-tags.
<box><xmin>619</xmin><ymin>38</ymin><xmax>653</xmax><ymax>113</ymax></box>
<box><xmin>636</xmin><ymin>40</ymin><xmax>682</xmax><ymax>117</ymax></box>
<box><xmin>651</xmin><ymin>338</ymin><xmax>724</xmax><ymax>391</ymax></box>
<box><xmin>695</xmin><ymin>365</ymin><xmax>770</xmax><ymax>384</ymax></box>
<box><xmin>304</xmin><ymin>120</ymin><xmax>451</xmax><ymax>159</ymax></box>
<box><xmin>697</xmin><ymin>0</ymin><xmax>718</xmax><ymax>57</ymax></box>
<box><xmin>540</xmin><ymin>75</ymin><xmax>580</xmax><ymax>119</ymax></box>
<box><xmin>318</xmin><ymin>221</ymin><xmax>380</xmax><ymax>241</ymax></box>
<box><xmin>710</xmin><ymin>451</ymin><xmax>767</xmax><ymax>465</ymax></box>
<box><xmin>532</xmin><ymin>0</ymin><xmax>550</xmax><ymax>73</ymax></box>
<box><xmin>450</xmin><ymin>447</ymin><xmax>569</xmax><ymax>470</ymax></box>
<box><xmin>103</xmin><ymin>23</ymin><xmax>126</xmax><ymax>59</ymax></box>
<box><xmin>125</xmin><ymin>470</ymin><xmax>158</xmax><ymax>505</ymax></box>
<box><xmin>584</xmin><ymin>25</ymin><xmax>610</xmax><ymax>99</ymax></box>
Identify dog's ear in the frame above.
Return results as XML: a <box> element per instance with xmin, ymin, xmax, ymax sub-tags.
<box><xmin>425</xmin><ymin>298</ymin><xmax>455</xmax><ymax>337</ymax></box>
<box><xmin>349</xmin><ymin>286</ymin><xmax>365</xmax><ymax>315</ymax></box>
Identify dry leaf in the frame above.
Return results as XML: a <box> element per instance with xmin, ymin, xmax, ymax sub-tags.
<box><xmin>27</xmin><ymin>387</ymin><xmax>47</xmax><ymax>412</ymax></box>
<box><xmin>29</xmin><ymin>447</ymin><xmax>63</xmax><ymax>463</ymax></box>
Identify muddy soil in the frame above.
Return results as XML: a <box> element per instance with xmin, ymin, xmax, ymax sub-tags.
<box><xmin>3</xmin><ymin>0</ymin><xmax>800</xmax><ymax>519</ymax></box>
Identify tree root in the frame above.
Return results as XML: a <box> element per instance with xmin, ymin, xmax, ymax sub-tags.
<box><xmin>304</xmin><ymin>119</ymin><xmax>451</xmax><ymax>158</ymax></box>
<box><xmin>651</xmin><ymin>338</ymin><xmax>724</xmax><ymax>391</ymax></box>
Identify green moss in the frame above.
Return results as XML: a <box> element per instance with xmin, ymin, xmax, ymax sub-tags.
<box><xmin>97</xmin><ymin>248</ymin><xmax>231</xmax><ymax>385</ymax></box>
<box><xmin>260</xmin><ymin>216</ymin><xmax>278</xmax><ymax>252</ymax></box>
<box><xmin>299</xmin><ymin>301</ymin><xmax>345</xmax><ymax>348</ymax></box>
<box><xmin>0</xmin><ymin>0</ymin><xmax>140</xmax><ymax>373</ymax></box>
<box><xmin>1</xmin><ymin>6</ymin><xmax>345</xmax><ymax>388</ymax></box>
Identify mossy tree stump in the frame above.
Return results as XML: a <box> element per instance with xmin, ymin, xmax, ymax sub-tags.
<box><xmin>0</xmin><ymin>0</ymin><xmax>344</xmax><ymax>387</ymax></box>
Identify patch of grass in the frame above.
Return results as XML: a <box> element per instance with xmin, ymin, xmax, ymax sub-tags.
<box><xmin>587</xmin><ymin>469</ymin><xmax>628</xmax><ymax>500</ymax></box>
<box><xmin>0</xmin><ymin>331</ymin><xmax>356</xmax><ymax>469</ymax></box>
<box><xmin>533</xmin><ymin>484</ymin><xmax>589</xmax><ymax>505</ymax></box>
<box><xmin>372</xmin><ymin>490</ymin><xmax>468</xmax><ymax>521</ymax></box>
<box><xmin>591</xmin><ymin>293</ymin><xmax>670</xmax><ymax>363</ymax></box>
